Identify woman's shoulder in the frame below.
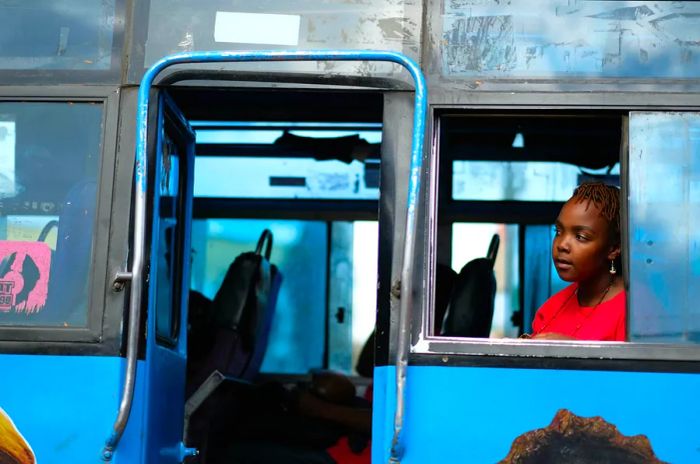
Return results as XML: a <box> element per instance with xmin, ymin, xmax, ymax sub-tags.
<box><xmin>602</xmin><ymin>286</ymin><xmax>626</xmax><ymax>310</ymax></box>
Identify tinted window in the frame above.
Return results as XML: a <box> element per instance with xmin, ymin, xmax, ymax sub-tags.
<box><xmin>0</xmin><ymin>0</ymin><xmax>123</xmax><ymax>81</ymax></box>
<box><xmin>0</xmin><ymin>102</ymin><xmax>102</xmax><ymax>327</ymax></box>
<box><xmin>628</xmin><ymin>112</ymin><xmax>700</xmax><ymax>343</ymax></box>
<box><xmin>155</xmin><ymin>130</ymin><xmax>184</xmax><ymax>344</ymax></box>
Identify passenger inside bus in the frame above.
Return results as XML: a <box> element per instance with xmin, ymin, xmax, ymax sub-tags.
<box><xmin>435</xmin><ymin>113</ymin><xmax>624</xmax><ymax>341</ymax></box>
<box><xmin>523</xmin><ymin>182</ymin><xmax>625</xmax><ymax>341</ymax></box>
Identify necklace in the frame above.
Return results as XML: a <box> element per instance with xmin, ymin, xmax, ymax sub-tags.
<box><xmin>534</xmin><ymin>281</ymin><xmax>613</xmax><ymax>336</ymax></box>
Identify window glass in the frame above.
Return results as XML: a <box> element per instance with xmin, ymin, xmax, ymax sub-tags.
<box><xmin>155</xmin><ymin>131</ymin><xmax>183</xmax><ymax>344</ymax></box>
<box><xmin>144</xmin><ymin>0</ymin><xmax>420</xmax><ymax>80</ymax></box>
<box><xmin>191</xmin><ymin>219</ymin><xmax>327</xmax><ymax>374</ymax></box>
<box><xmin>450</xmin><ymin>223</ymin><xmax>519</xmax><ymax>338</ymax></box>
<box><xmin>195</xmin><ymin>157</ymin><xmax>379</xmax><ymax>200</ymax></box>
<box><xmin>452</xmin><ymin>161</ymin><xmax>620</xmax><ymax>202</ymax></box>
<box><xmin>434</xmin><ymin>1</ymin><xmax>700</xmax><ymax>80</ymax></box>
<box><xmin>194</xmin><ymin>124</ymin><xmax>381</xmax><ymax>200</ymax></box>
<box><xmin>327</xmin><ymin>221</ymin><xmax>378</xmax><ymax>374</ymax></box>
<box><xmin>628</xmin><ymin>112</ymin><xmax>700</xmax><ymax>343</ymax></box>
<box><xmin>0</xmin><ymin>0</ymin><xmax>121</xmax><ymax>76</ymax></box>
<box><xmin>0</xmin><ymin>102</ymin><xmax>102</xmax><ymax>327</ymax></box>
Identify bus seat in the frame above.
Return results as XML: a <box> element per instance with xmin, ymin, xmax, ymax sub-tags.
<box><xmin>45</xmin><ymin>180</ymin><xmax>97</xmax><ymax>324</ymax></box>
<box><xmin>189</xmin><ymin>230</ymin><xmax>282</xmax><ymax>391</ymax></box>
<box><xmin>440</xmin><ymin>234</ymin><xmax>499</xmax><ymax>338</ymax></box>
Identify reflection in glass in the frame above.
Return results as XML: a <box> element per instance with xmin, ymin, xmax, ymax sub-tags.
<box><xmin>438</xmin><ymin>1</ymin><xmax>700</xmax><ymax>79</ymax></box>
<box><xmin>195</xmin><ymin>157</ymin><xmax>379</xmax><ymax>200</ymax></box>
<box><xmin>452</xmin><ymin>161</ymin><xmax>619</xmax><ymax>202</ymax></box>
<box><xmin>0</xmin><ymin>0</ymin><xmax>117</xmax><ymax>71</ymax></box>
<box><xmin>0</xmin><ymin>102</ymin><xmax>102</xmax><ymax>327</ymax></box>
<box><xmin>155</xmin><ymin>132</ymin><xmax>183</xmax><ymax>344</ymax></box>
<box><xmin>629</xmin><ymin>112</ymin><xmax>700</xmax><ymax>343</ymax></box>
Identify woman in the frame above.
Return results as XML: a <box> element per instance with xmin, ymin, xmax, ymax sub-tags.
<box><xmin>525</xmin><ymin>182</ymin><xmax>625</xmax><ymax>341</ymax></box>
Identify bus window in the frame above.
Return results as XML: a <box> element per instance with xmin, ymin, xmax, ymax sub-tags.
<box><xmin>435</xmin><ymin>113</ymin><xmax>622</xmax><ymax>340</ymax></box>
<box><xmin>155</xmin><ymin>131</ymin><xmax>186</xmax><ymax>345</ymax></box>
<box><xmin>430</xmin><ymin>1</ymin><xmax>700</xmax><ymax>81</ymax></box>
<box><xmin>0</xmin><ymin>0</ymin><xmax>124</xmax><ymax>82</ymax></box>
<box><xmin>0</xmin><ymin>102</ymin><xmax>102</xmax><ymax>328</ymax></box>
<box><xmin>453</xmin><ymin>160</ymin><xmax>620</xmax><ymax>202</ymax></box>
<box><xmin>628</xmin><ymin>112</ymin><xmax>700</xmax><ymax>343</ymax></box>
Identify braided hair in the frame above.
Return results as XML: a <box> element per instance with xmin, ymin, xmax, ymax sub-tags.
<box><xmin>571</xmin><ymin>182</ymin><xmax>621</xmax><ymax>245</ymax></box>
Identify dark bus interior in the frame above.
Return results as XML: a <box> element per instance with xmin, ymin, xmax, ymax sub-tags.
<box><xmin>159</xmin><ymin>87</ymin><xmax>624</xmax><ymax>462</ymax></box>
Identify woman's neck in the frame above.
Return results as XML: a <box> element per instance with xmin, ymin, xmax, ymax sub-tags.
<box><xmin>577</xmin><ymin>273</ymin><xmax>622</xmax><ymax>306</ymax></box>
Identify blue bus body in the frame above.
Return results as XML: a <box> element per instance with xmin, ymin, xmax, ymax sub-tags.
<box><xmin>1</xmin><ymin>2</ymin><xmax>700</xmax><ymax>464</ymax></box>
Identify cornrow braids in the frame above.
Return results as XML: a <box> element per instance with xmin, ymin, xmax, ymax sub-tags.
<box><xmin>571</xmin><ymin>182</ymin><xmax>621</xmax><ymax>244</ymax></box>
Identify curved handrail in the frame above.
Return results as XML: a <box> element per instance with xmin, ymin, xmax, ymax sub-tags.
<box><xmin>102</xmin><ymin>50</ymin><xmax>427</xmax><ymax>462</ymax></box>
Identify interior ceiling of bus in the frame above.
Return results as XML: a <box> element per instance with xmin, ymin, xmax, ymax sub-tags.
<box><xmin>169</xmin><ymin>88</ymin><xmax>621</xmax><ymax>170</ymax></box>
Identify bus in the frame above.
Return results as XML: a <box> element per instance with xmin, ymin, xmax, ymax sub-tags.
<box><xmin>1</xmin><ymin>1</ymin><xmax>699</xmax><ymax>463</ymax></box>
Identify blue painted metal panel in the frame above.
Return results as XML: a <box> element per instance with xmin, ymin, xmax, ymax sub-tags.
<box><xmin>373</xmin><ymin>365</ymin><xmax>700</xmax><ymax>463</ymax></box>
<box><xmin>139</xmin><ymin>94</ymin><xmax>194</xmax><ymax>463</ymax></box>
<box><xmin>0</xmin><ymin>355</ymin><xmax>145</xmax><ymax>464</ymax></box>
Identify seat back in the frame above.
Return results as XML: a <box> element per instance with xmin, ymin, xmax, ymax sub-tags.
<box><xmin>45</xmin><ymin>180</ymin><xmax>97</xmax><ymax>324</ymax></box>
<box><xmin>190</xmin><ymin>230</ymin><xmax>282</xmax><ymax>390</ymax></box>
<box><xmin>440</xmin><ymin>234</ymin><xmax>499</xmax><ymax>338</ymax></box>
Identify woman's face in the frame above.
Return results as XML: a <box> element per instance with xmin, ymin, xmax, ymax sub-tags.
<box><xmin>552</xmin><ymin>199</ymin><xmax>619</xmax><ymax>283</ymax></box>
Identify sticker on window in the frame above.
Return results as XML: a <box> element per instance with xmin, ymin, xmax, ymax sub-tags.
<box><xmin>0</xmin><ymin>241</ymin><xmax>51</xmax><ymax>314</ymax></box>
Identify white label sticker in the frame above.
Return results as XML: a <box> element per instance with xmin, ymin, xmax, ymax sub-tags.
<box><xmin>214</xmin><ymin>12</ymin><xmax>301</xmax><ymax>46</ymax></box>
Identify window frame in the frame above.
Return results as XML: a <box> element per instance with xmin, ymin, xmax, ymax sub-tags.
<box><xmin>413</xmin><ymin>108</ymin><xmax>700</xmax><ymax>364</ymax></box>
<box><xmin>153</xmin><ymin>95</ymin><xmax>194</xmax><ymax>347</ymax></box>
<box><xmin>0</xmin><ymin>86</ymin><xmax>119</xmax><ymax>346</ymax></box>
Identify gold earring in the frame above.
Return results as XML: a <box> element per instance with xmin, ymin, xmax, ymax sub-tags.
<box><xmin>609</xmin><ymin>260</ymin><xmax>616</xmax><ymax>275</ymax></box>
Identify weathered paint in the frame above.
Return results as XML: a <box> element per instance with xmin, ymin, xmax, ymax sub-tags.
<box><xmin>373</xmin><ymin>364</ymin><xmax>700</xmax><ymax>463</ymax></box>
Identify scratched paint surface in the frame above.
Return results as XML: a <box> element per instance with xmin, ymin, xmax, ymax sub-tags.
<box><xmin>438</xmin><ymin>0</ymin><xmax>700</xmax><ymax>78</ymax></box>
<box><xmin>144</xmin><ymin>0</ymin><xmax>421</xmax><ymax>80</ymax></box>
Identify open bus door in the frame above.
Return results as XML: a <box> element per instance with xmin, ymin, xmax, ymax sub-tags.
<box><xmin>102</xmin><ymin>50</ymin><xmax>427</xmax><ymax>463</ymax></box>
<box><xmin>140</xmin><ymin>93</ymin><xmax>195</xmax><ymax>463</ymax></box>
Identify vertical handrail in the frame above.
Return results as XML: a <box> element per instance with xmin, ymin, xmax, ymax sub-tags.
<box><xmin>102</xmin><ymin>50</ymin><xmax>427</xmax><ymax>462</ymax></box>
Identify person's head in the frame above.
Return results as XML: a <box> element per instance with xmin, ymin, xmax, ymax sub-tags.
<box><xmin>553</xmin><ymin>182</ymin><xmax>621</xmax><ymax>283</ymax></box>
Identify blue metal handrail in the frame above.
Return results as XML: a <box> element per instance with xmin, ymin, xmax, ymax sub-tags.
<box><xmin>103</xmin><ymin>50</ymin><xmax>427</xmax><ymax>462</ymax></box>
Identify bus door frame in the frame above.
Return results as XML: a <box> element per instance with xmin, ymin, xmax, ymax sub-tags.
<box><xmin>103</xmin><ymin>50</ymin><xmax>427</xmax><ymax>463</ymax></box>
<box><xmin>137</xmin><ymin>91</ymin><xmax>196</xmax><ymax>463</ymax></box>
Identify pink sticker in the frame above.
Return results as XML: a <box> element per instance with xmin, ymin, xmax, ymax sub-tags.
<box><xmin>0</xmin><ymin>241</ymin><xmax>51</xmax><ymax>314</ymax></box>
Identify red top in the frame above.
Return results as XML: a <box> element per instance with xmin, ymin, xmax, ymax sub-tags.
<box><xmin>532</xmin><ymin>284</ymin><xmax>626</xmax><ymax>341</ymax></box>
<box><xmin>326</xmin><ymin>385</ymin><xmax>373</xmax><ymax>464</ymax></box>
